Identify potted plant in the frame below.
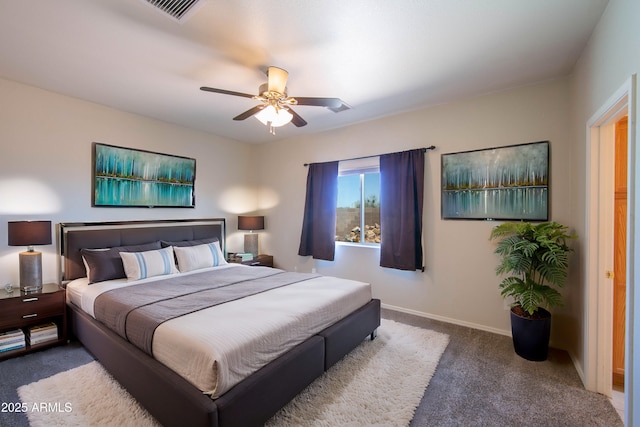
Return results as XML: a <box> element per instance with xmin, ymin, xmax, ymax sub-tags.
<box><xmin>489</xmin><ymin>221</ymin><xmax>576</xmax><ymax>361</ymax></box>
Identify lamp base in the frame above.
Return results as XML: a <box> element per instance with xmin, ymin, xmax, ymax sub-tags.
<box><xmin>19</xmin><ymin>251</ymin><xmax>43</xmax><ymax>293</ymax></box>
<box><xmin>244</xmin><ymin>233</ymin><xmax>259</xmax><ymax>257</ymax></box>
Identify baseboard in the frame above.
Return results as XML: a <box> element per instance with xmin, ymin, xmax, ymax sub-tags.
<box><xmin>381</xmin><ymin>303</ymin><xmax>511</xmax><ymax>337</ymax></box>
<box><xmin>566</xmin><ymin>348</ymin><xmax>587</xmax><ymax>388</ymax></box>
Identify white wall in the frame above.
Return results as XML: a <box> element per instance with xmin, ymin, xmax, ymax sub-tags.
<box><xmin>254</xmin><ymin>78</ymin><xmax>573</xmax><ymax>338</ymax></box>
<box><xmin>569</xmin><ymin>0</ymin><xmax>640</xmax><ymax>421</ymax></box>
<box><xmin>0</xmin><ymin>78</ymin><xmax>256</xmax><ymax>286</ymax></box>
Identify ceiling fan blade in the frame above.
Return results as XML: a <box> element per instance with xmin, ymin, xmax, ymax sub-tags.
<box><xmin>200</xmin><ymin>87</ymin><xmax>255</xmax><ymax>99</ymax></box>
<box><xmin>233</xmin><ymin>104</ymin><xmax>265</xmax><ymax>121</ymax></box>
<box><xmin>326</xmin><ymin>102</ymin><xmax>352</xmax><ymax>113</ymax></box>
<box><xmin>294</xmin><ymin>97</ymin><xmax>351</xmax><ymax>112</ymax></box>
<box><xmin>267</xmin><ymin>67</ymin><xmax>288</xmax><ymax>94</ymax></box>
<box><xmin>285</xmin><ymin>107</ymin><xmax>307</xmax><ymax>127</ymax></box>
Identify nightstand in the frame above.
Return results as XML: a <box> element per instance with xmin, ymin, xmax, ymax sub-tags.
<box><xmin>242</xmin><ymin>254</ymin><xmax>273</xmax><ymax>267</ymax></box>
<box><xmin>0</xmin><ymin>283</ymin><xmax>67</xmax><ymax>361</ymax></box>
<box><xmin>227</xmin><ymin>254</ymin><xmax>274</xmax><ymax>267</ymax></box>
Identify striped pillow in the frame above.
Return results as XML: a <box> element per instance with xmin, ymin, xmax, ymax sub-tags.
<box><xmin>173</xmin><ymin>241</ymin><xmax>227</xmax><ymax>273</ymax></box>
<box><xmin>120</xmin><ymin>246</ymin><xmax>178</xmax><ymax>280</ymax></box>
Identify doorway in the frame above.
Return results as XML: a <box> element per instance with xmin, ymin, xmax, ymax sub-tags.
<box><xmin>611</xmin><ymin>115</ymin><xmax>627</xmax><ymax>419</ymax></box>
<box><xmin>585</xmin><ymin>75</ymin><xmax>636</xmax><ymax>427</ymax></box>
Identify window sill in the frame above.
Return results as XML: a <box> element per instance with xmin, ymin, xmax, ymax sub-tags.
<box><xmin>335</xmin><ymin>241</ymin><xmax>380</xmax><ymax>249</ymax></box>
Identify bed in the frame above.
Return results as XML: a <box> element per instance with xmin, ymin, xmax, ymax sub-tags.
<box><xmin>58</xmin><ymin>218</ymin><xmax>380</xmax><ymax>427</ymax></box>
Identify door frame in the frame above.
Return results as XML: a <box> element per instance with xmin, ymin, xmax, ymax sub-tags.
<box><xmin>585</xmin><ymin>75</ymin><xmax>636</xmax><ymax>425</ymax></box>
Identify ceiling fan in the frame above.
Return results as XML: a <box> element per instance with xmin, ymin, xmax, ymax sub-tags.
<box><xmin>200</xmin><ymin>66</ymin><xmax>351</xmax><ymax>133</ymax></box>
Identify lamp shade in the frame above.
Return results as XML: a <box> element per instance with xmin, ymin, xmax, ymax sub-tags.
<box><xmin>238</xmin><ymin>216</ymin><xmax>265</xmax><ymax>231</ymax></box>
<box><xmin>8</xmin><ymin>221</ymin><xmax>52</xmax><ymax>246</ymax></box>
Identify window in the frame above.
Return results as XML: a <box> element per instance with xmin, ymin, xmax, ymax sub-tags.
<box><xmin>335</xmin><ymin>157</ymin><xmax>380</xmax><ymax>244</ymax></box>
<box><xmin>299</xmin><ymin>149</ymin><xmax>424</xmax><ymax>267</ymax></box>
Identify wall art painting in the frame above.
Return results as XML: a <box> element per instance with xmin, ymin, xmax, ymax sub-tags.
<box><xmin>441</xmin><ymin>141</ymin><xmax>549</xmax><ymax>220</ymax></box>
<box><xmin>92</xmin><ymin>143</ymin><xmax>196</xmax><ymax>208</ymax></box>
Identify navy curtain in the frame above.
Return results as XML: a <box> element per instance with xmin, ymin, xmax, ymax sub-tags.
<box><xmin>298</xmin><ymin>161</ymin><xmax>339</xmax><ymax>261</ymax></box>
<box><xmin>379</xmin><ymin>149</ymin><xmax>425</xmax><ymax>271</ymax></box>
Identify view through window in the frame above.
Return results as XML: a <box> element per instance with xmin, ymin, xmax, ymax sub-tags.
<box><xmin>335</xmin><ymin>157</ymin><xmax>380</xmax><ymax>244</ymax></box>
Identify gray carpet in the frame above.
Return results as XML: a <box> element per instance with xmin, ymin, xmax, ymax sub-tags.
<box><xmin>0</xmin><ymin>310</ymin><xmax>622</xmax><ymax>427</ymax></box>
<box><xmin>382</xmin><ymin>309</ymin><xmax>623</xmax><ymax>427</ymax></box>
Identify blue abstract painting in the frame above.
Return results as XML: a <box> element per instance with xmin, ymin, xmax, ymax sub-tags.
<box><xmin>441</xmin><ymin>141</ymin><xmax>549</xmax><ymax>220</ymax></box>
<box><xmin>93</xmin><ymin>143</ymin><xmax>195</xmax><ymax>207</ymax></box>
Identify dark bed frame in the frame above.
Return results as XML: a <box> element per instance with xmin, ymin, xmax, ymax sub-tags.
<box><xmin>58</xmin><ymin>219</ymin><xmax>381</xmax><ymax>427</ymax></box>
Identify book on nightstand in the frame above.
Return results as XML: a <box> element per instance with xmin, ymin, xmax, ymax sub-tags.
<box><xmin>0</xmin><ymin>329</ymin><xmax>26</xmax><ymax>352</ymax></box>
<box><xmin>27</xmin><ymin>323</ymin><xmax>58</xmax><ymax>345</ymax></box>
<box><xmin>236</xmin><ymin>253</ymin><xmax>254</xmax><ymax>261</ymax></box>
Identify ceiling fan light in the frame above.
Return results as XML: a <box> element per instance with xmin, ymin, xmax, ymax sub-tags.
<box><xmin>255</xmin><ymin>105</ymin><xmax>277</xmax><ymax>124</ymax></box>
<box><xmin>255</xmin><ymin>105</ymin><xmax>293</xmax><ymax>127</ymax></box>
<box><xmin>272</xmin><ymin>108</ymin><xmax>293</xmax><ymax>127</ymax></box>
<box><xmin>267</xmin><ymin>67</ymin><xmax>288</xmax><ymax>94</ymax></box>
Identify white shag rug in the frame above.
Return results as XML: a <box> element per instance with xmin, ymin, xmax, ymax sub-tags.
<box><xmin>18</xmin><ymin>319</ymin><xmax>449</xmax><ymax>427</ymax></box>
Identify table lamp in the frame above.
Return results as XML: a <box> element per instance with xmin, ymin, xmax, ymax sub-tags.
<box><xmin>8</xmin><ymin>220</ymin><xmax>52</xmax><ymax>292</ymax></box>
<box><xmin>238</xmin><ymin>216</ymin><xmax>264</xmax><ymax>257</ymax></box>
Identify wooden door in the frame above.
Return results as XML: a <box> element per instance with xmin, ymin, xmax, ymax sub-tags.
<box><xmin>612</xmin><ymin>116</ymin><xmax>627</xmax><ymax>387</ymax></box>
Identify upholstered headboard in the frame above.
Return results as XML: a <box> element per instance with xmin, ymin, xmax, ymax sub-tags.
<box><xmin>58</xmin><ymin>219</ymin><xmax>226</xmax><ymax>283</ymax></box>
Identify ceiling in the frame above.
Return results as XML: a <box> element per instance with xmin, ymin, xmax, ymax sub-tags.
<box><xmin>0</xmin><ymin>0</ymin><xmax>608</xmax><ymax>144</ymax></box>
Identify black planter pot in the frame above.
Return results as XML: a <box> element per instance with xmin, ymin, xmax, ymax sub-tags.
<box><xmin>510</xmin><ymin>307</ymin><xmax>551</xmax><ymax>361</ymax></box>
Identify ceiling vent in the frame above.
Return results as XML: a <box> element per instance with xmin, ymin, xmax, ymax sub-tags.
<box><xmin>143</xmin><ymin>0</ymin><xmax>204</xmax><ymax>22</ymax></box>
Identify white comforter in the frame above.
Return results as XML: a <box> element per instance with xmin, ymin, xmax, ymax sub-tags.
<box><xmin>66</xmin><ymin>264</ymin><xmax>372</xmax><ymax>398</ymax></box>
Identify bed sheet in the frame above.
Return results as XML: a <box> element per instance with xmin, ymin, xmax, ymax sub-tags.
<box><xmin>66</xmin><ymin>265</ymin><xmax>371</xmax><ymax>398</ymax></box>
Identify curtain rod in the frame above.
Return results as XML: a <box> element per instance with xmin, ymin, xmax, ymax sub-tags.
<box><xmin>303</xmin><ymin>146</ymin><xmax>436</xmax><ymax>167</ymax></box>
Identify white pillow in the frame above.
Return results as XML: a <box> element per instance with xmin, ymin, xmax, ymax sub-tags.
<box><xmin>173</xmin><ymin>241</ymin><xmax>227</xmax><ymax>273</ymax></box>
<box><xmin>120</xmin><ymin>246</ymin><xmax>178</xmax><ymax>280</ymax></box>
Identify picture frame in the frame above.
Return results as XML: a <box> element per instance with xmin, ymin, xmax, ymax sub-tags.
<box><xmin>441</xmin><ymin>141</ymin><xmax>549</xmax><ymax>221</ymax></box>
<box><xmin>92</xmin><ymin>142</ymin><xmax>196</xmax><ymax>208</ymax></box>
